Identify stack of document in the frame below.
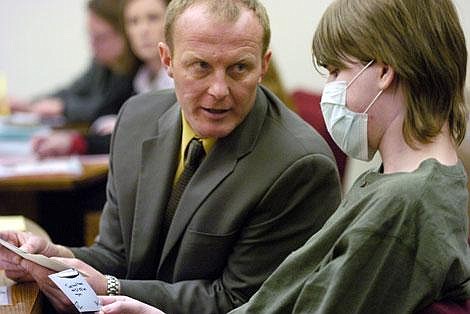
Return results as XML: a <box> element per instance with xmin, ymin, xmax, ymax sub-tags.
<box><xmin>0</xmin><ymin>156</ymin><xmax>83</xmax><ymax>178</ymax></box>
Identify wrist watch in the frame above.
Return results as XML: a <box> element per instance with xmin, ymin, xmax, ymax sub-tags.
<box><xmin>105</xmin><ymin>275</ymin><xmax>120</xmax><ymax>296</ymax></box>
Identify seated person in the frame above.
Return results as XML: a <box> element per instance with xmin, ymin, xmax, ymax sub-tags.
<box><xmin>9</xmin><ymin>0</ymin><xmax>138</xmax><ymax>124</ymax></box>
<box><xmin>0</xmin><ymin>0</ymin><xmax>341</xmax><ymax>313</ymax></box>
<box><xmin>31</xmin><ymin>0</ymin><xmax>173</xmax><ymax>157</ymax></box>
<box><xmin>99</xmin><ymin>0</ymin><xmax>470</xmax><ymax>312</ymax></box>
<box><xmin>32</xmin><ymin>0</ymin><xmax>173</xmax><ymax>157</ymax></box>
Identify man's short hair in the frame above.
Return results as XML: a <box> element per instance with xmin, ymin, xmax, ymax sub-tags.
<box><xmin>164</xmin><ymin>0</ymin><xmax>271</xmax><ymax>56</ymax></box>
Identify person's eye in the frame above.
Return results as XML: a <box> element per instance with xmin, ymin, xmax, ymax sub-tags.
<box><xmin>126</xmin><ymin>17</ymin><xmax>139</xmax><ymax>27</ymax></box>
<box><xmin>196</xmin><ymin>61</ymin><xmax>210</xmax><ymax>71</ymax></box>
<box><xmin>147</xmin><ymin>13</ymin><xmax>163</xmax><ymax>23</ymax></box>
<box><xmin>229</xmin><ymin>63</ymin><xmax>249</xmax><ymax>79</ymax></box>
<box><xmin>188</xmin><ymin>61</ymin><xmax>211</xmax><ymax>77</ymax></box>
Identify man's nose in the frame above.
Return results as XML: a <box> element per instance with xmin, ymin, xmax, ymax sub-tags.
<box><xmin>208</xmin><ymin>72</ymin><xmax>229</xmax><ymax>100</ymax></box>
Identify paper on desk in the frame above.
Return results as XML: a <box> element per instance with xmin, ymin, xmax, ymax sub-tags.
<box><xmin>0</xmin><ymin>156</ymin><xmax>83</xmax><ymax>178</ymax></box>
<box><xmin>0</xmin><ymin>238</ymin><xmax>70</xmax><ymax>272</ymax></box>
<box><xmin>0</xmin><ymin>215</ymin><xmax>26</xmax><ymax>231</ymax></box>
<box><xmin>49</xmin><ymin>269</ymin><xmax>101</xmax><ymax>313</ymax></box>
<box><xmin>0</xmin><ymin>286</ymin><xmax>10</xmax><ymax>305</ymax></box>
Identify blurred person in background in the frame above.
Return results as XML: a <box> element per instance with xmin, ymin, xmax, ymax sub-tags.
<box><xmin>31</xmin><ymin>0</ymin><xmax>173</xmax><ymax>157</ymax></box>
<box><xmin>9</xmin><ymin>0</ymin><xmax>138</xmax><ymax>125</ymax></box>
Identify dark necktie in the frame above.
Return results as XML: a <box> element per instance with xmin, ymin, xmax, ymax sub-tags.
<box><xmin>161</xmin><ymin>138</ymin><xmax>206</xmax><ymax>240</ymax></box>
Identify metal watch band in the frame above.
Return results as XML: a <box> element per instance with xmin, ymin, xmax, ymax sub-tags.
<box><xmin>105</xmin><ymin>275</ymin><xmax>120</xmax><ymax>296</ymax></box>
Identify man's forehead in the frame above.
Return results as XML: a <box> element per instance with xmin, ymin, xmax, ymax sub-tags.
<box><xmin>173</xmin><ymin>3</ymin><xmax>263</xmax><ymax>44</ymax></box>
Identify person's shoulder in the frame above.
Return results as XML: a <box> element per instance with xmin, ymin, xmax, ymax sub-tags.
<box><xmin>120</xmin><ymin>88</ymin><xmax>177</xmax><ymax>121</ymax></box>
<box><xmin>259</xmin><ymin>86</ymin><xmax>335</xmax><ymax>160</ymax></box>
<box><xmin>351</xmin><ymin>159</ymin><xmax>467</xmax><ymax>232</ymax></box>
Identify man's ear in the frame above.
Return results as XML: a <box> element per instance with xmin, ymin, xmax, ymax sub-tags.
<box><xmin>379</xmin><ymin>63</ymin><xmax>395</xmax><ymax>90</ymax></box>
<box><xmin>159</xmin><ymin>42</ymin><xmax>173</xmax><ymax>78</ymax></box>
<box><xmin>259</xmin><ymin>49</ymin><xmax>272</xmax><ymax>83</ymax></box>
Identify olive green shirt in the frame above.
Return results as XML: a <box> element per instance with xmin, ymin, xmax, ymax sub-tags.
<box><xmin>231</xmin><ymin>159</ymin><xmax>470</xmax><ymax>314</ymax></box>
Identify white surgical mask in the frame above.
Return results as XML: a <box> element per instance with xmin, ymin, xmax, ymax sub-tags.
<box><xmin>320</xmin><ymin>60</ymin><xmax>383</xmax><ymax>161</ymax></box>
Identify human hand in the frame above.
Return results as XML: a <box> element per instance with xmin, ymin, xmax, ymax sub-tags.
<box><xmin>30</xmin><ymin>97</ymin><xmax>64</xmax><ymax>118</ymax></box>
<box><xmin>0</xmin><ymin>231</ymin><xmax>73</xmax><ymax>282</ymax></box>
<box><xmin>99</xmin><ymin>295</ymin><xmax>165</xmax><ymax>314</ymax></box>
<box><xmin>31</xmin><ymin>131</ymin><xmax>76</xmax><ymax>158</ymax></box>
<box><xmin>20</xmin><ymin>259</ymin><xmax>77</xmax><ymax>313</ymax></box>
<box><xmin>90</xmin><ymin>114</ymin><xmax>118</xmax><ymax>135</ymax></box>
<box><xmin>53</xmin><ymin>257</ymin><xmax>108</xmax><ymax>295</ymax></box>
<box><xmin>20</xmin><ymin>257</ymin><xmax>105</xmax><ymax>313</ymax></box>
<box><xmin>7</xmin><ymin>96</ymin><xmax>31</xmax><ymax>112</ymax></box>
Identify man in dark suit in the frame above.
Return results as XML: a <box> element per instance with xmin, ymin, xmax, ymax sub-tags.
<box><xmin>0</xmin><ymin>0</ymin><xmax>341</xmax><ymax>313</ymax></box>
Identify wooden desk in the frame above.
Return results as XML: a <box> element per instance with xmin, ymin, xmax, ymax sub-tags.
<box><xmin>0</xmin><ymin>155</ymin><xmax>109</xmax><ymax>246</ymax></box>
<box><xmin>0</xmin><ymin>272</ymin><xmax>41</xmax><ymax>314</ymax></box>
<box><xmin>0</xmin><ymin>218</ymin><xmax>47</xmax><ymax>314</ymax></box>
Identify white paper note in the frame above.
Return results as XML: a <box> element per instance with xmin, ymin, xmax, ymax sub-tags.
<box><xmin>49</xmin><ymin>269</ymin><xmax>100</xmax><ymax>313</ymax></box>
<box><xmin>0</xmin><ymin>286</ymin><xmax>10</xmax><ymax>305</ymax></box>
<box><xmin>0</xmin><ymin>156</ymin><xmax>82</xmax><ymax>178</ymax></box>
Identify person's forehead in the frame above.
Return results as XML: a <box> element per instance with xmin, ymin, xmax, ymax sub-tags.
<box><xmin>173</xmin><ymin>3</ymin><xmax>263</xmax><ymax>45</ymax></box>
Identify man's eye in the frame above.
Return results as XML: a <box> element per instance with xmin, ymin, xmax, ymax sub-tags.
<box><xmin>234</xmin><ymin>63</ymin><xmax>247</xmax><ymax>72</ymax></box>
<box><xmin>196</xmin><ymin>61</ymin><xmax>210</xmax><ymax>70</ymax></box>
<box><xmin>229</xmin><ymin>63</ymin><xmax>249</xmax><ymax>79</ymax></box>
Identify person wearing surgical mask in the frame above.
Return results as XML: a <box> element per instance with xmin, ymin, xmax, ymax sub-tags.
<box><xmin>230</xmin><ymin>0</ymin><xmax>470</xmax><ymax>313</ymax></box>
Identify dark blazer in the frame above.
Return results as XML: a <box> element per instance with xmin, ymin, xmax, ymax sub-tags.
<box><xmin>53</xmin><ymin>60</ymin><xmax>136</xmax><ymax>123</ymax></box>
<box><xmin>71</xmin><ymin>86</ymin><xmax>342</xmax><ymax>314</ymax></box>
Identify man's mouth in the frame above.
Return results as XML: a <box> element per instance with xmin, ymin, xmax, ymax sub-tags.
<box><xmin>203</xmin><ymin>108</ymin><xmax>230</xmax><ymax>114</ymax></box>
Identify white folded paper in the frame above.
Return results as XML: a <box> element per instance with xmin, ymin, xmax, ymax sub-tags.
<box><xmin>49</xmin><ymin>269</ymin><xmax>101</xmax><ymax>313</ymax></box>
<box><xmin>0</xmin><ymin>238</ymin><xmax>70</xmax><ymax>272</ymax></box>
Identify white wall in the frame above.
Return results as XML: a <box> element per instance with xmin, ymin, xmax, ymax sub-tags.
<box><xmin>3</xmin><ymin>0</ymin><xmax>469</xmax><ymax>97</ymax></box>
<box><xmin>0</xmin><ymin>0</ymin><xmax>89</xmax><ymax>98</ymax></box>
<box><xmin>2</xmin><ymin>0</ymin><xmax>470</xmax><ymax>190</ymax></box>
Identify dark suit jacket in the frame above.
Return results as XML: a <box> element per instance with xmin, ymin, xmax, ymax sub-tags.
<box><xmin>71</xmin><ymin>86</ymin><xmax>342</xmax><ymax>314</ymax></box>
<box><xmin>52</xmin><ymin>60</ymin><xmax>136</xmax><ymax>123</ymax></box>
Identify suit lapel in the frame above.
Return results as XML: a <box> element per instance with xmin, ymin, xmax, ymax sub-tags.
<box><xmin>129</xmin><ymin>105</ymin><xmax>182</xmax><ymax>277</ymax></box>
<box><xmin>158</xmin><ymin>87</ymin><xmax>269</xmax><ymax>269</ymax></box>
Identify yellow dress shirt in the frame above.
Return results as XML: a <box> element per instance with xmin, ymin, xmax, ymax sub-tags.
<box><xmin>174</xmin><ymin>113</ymin><xmax>215</xmax><ymax>182</ymax></box>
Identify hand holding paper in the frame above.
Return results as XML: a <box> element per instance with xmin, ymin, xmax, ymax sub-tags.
<box><xmin>0</xmin><ymin>237</ymin><xmax>70</xmax><ymax>272</ymax></box>
<box><xmin>49</xmin><ymin>269</ymin><xmax>101</xmax><ymax>313</ymax></box>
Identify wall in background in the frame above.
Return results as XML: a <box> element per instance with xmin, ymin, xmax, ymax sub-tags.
<box><xmin>2</xmin><ymin>0</ymin><xmax>469</xmax><ymax>190</ymax></box>
<box><xmin>4</xmin><ymin>0</ymin><xmax>469</xmax><ymax>98</ymax></box>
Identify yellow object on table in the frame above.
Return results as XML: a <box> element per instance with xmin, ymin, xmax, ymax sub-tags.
<box><xmin>0</xmin><ymin>74</ymin><xmax>10</xmax><ymax>116</ymax></box>
<box><xmin>0</xmin><ymin>215</ymin><xmax>26</xmax><ymax>231</ymax></box>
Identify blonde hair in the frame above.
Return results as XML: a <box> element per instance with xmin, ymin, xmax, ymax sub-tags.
<box><xmin>164</xmin><ymin>0</ymin><xmax>270</xmax><ymax>56</ymax></box>
<box><xmin>312</xmin><ymin>0</ymin><xmax>468</xmax><ymax>146</ymax></box>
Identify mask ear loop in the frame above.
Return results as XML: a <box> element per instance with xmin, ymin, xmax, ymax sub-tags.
<box><xmin>346</xmin><ymin>60</ymin><xmax>375</xmax><ymax>88</ymax></box>
<box><xmin>363</xmin><ymin>89</ymin><xmax>383</xmax><ymax>113</ymax></box>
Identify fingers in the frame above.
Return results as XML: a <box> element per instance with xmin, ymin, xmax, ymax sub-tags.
<box><xmin>21</xmin><ymin>259</ymin><xmax>76</xmax><ymax>313</ymax></box>
<box><xmin>98</xmin><ymin>296</ymin><xmax>164</xmax><ymax>314</ymax></box>
<box><xmin>51</xmin><ymin>257</ymin><xmax>107</xmax><ymax>294</ymax></box>
<box><xmin>99</xmin><ymin>295</ymin><xmax>130</xmax><ymax>306</ymax></box>
<box><xmin>31</xmin><ymin>132</ymin><xmax>74</xmax><ymax>158</ymax></box>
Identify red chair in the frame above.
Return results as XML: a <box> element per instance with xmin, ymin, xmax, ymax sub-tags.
<box><xmin>291</xmin><ymin>89</ymin><xmax>347</xmax><ymax>181</ymax></box>
<box><xmin>416</xmin><ymin>300</ymin><xmax>470</xmax><ymax>314</ymax></box>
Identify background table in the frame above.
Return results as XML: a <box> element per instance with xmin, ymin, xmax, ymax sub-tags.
<box><xmin>0</xmin><ymin>272</ymin><xmax>41</xmax><ymax>314</ymax></box>
<box><xmin>0</xmin><ymin>155</ymin><xmax>108</xmax><ymax>246</ymax></box>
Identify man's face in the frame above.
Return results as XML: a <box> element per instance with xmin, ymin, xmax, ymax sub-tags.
<box><xmin>159</xmin><ymin>4</ymin><xmax>271</xmax><ymax>139</ymax></box>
